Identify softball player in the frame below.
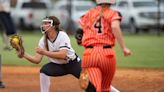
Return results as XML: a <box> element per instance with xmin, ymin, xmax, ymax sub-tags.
<box><xmin>78</xmin><ymin>0</ymin><xmax>132</xmax><ymax>92</ymax></box>
<box><xmin>0</xmin><ymin>0</ymin><xmax>17</xmax><ymax>50</ymax></box>
<box><xmin>20</xmin><ymin>16</ymin><xmax>82</xmax><ymax>92</ymax></box>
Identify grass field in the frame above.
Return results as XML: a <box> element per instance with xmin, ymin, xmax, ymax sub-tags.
<box><xmin>0</xmin><ymin>31</ymin><xmax>164</xmax><ymax>68</ymax></box>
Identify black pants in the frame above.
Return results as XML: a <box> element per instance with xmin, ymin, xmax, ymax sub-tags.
<box><xmin>40</xmin><ymin>57</ymin><xmax>96</xmax><ymax>92</ymax></box>
<box><xmin>40</xmin><ymin>60</ymin><xmax>81</xmax><ymax>78</ymax></box>
<box><xmin>0</xmin><ymin>12</ymin><xmax>16</xmax><ymax>35</ymax></box>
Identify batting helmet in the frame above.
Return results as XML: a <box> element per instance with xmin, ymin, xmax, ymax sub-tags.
<box><xmin>46</xmin><ymin>16</ymin><xmax>60</xmax><ymax>31</ymax></box>
<box><xmin>41</xmin><ymin>16</ymin><xmax>61</xmax><ymax>33</ymax></box>
<box><xmin>96</xmin><ymin>0</ymin><xmax>115</xmax><ymax>4</ymax></box>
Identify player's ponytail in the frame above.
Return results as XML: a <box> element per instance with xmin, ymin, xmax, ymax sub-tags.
<box><xmin>44</xmin><ymin>34</ymin><xmax>49</xmax><ymax>51</ymax></box>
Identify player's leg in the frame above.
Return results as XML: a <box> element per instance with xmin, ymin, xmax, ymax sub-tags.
<box><xmin>1</xmin><ymin>12</ymin><xmax>16</xmax><ymax>35</ymax></box>
<box><xmin>65</xmin><ymin>56</ymin><xmax>97</xmax><ymax>92</ymax></box>
<box><xmin>0</xmin><ymin>55</ymin><xmax>5</xmax><ymax>88</ymax></box>
<box><xmin>0</xmin><ymin>14</ymin><xmax>10</xmax><ymax>50</ymax></box>
<box><xmin>40</xmin><ymin>73</ymin><xmax>50</xmax><ymax>92</ymax></box>
<box><xmin>2</xmin><ymin>32</ymin><xmax>11</xmax><ymax>50</ymax></box>
<box><xmin>40</xmin><ymin>62</ymin><xmax>67</xmax><ymax>92</ymax></box>
<box><xmin>0</xmin><ymin>12</ymin><xmax>16</xmax><ymax>50</ymax></box>
<box><xmin>81</xmin><ymin>48</ymin><xmax>119</xmax><ymax>92</ymax></box>
<box><xmin>87</xmin><ymin>67</ymin><xmax>102</xmax><ymax>92</ymax></box>
<box><xmin>81</xmin><ymin>48</ymin><xmax>102</xmax><ymax>92</ymax></box>
<box><xmin>100</xmin><ymin>48</ymin><xmax>116</xmax><ymax>92</ymax></box>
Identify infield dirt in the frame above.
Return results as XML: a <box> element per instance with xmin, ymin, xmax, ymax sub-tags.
<box><xmin>0</xmin><ymin>66</ymin><xmax>164</xmax><ymax>92</ymax></box>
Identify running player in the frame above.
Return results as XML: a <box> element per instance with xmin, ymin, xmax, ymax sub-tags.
<box><xmin>78</xmin><ymin>0</ymin><xmax>132</xmax><ymax>92</ymax></box>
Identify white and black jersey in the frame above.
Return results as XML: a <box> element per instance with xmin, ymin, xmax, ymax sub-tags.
<box><xmin>38</xmin><ymin>31</ymin><xmax>76</xmax><ymax>64</ymax></box>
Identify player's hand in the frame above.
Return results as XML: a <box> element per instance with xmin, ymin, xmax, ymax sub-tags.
<box><xmin>10</xmin><ymin>34</ymin><xmax>25</xmax><ymax>58</ymax></box>
<box><xmin>36</xmin><ymin>47</ymin><xmax>46</xmax><ymax>55</ymax></box>
<box><xmin>123</xmin><ymin>47</ymin><xmax>132</xmax><ymax>56</ymax></box>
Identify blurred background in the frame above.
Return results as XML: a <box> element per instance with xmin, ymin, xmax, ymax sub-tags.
<box><xmin>8</xmin><ymin>0</ymin><xmax>164</xmax><ymax>34</ymax></box>
<box><xmin>9</xmin><ymin>0</ymin><xmax>96</xmax><ymax>34</ymax></box>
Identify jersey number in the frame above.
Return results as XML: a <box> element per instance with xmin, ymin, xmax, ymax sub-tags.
<box><xmin>94</xmin><ymin>17</ymin><xmax>102</xmax><ymax>33</ymax></box>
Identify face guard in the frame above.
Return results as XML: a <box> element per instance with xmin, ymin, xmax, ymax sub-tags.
<box><xmin>40</xmin><ymin>19</ymin><xmax>53</xmax><ymax>34</ymax></box>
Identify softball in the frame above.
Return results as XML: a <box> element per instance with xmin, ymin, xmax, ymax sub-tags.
<box><xmin>12</xmin><ymin>38</ymin><xmax>19</xmax><ymax>44</ymax></box>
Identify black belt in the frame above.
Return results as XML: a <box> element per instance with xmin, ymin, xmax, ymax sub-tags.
<box><xmin>86</xmin><ymin>45</ymin><xmax>112</xmax><ymax>48</ymax></box>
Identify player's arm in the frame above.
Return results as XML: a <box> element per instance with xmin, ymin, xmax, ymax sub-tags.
<box><xmin>111</xmin><ymin>20</ymin><xmax>131</xmax><ymax>56</ymax></box>
<box><xmin>111</xmin><ymin>20</ymin><xmax>125</xmax><ymax>49</ymax></box>
<box><xmin>23</xmin><ymin>52</ymin><xmax>43</xmax><ymax>64</ymax></box>
<box><xmin>36</xmin><ymin>47</ymin><xmax>68</xmax><ymax>59</ymax></box>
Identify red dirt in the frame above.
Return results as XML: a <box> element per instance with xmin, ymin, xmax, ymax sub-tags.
<box><xmin>0</xmin><ymin>66</ymin><xmax>164</xmax><ymax>92</ymax></box>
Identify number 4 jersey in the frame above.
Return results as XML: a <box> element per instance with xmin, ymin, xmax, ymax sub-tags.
<box><xmin>79</xmin><ymin>5</ymin><xmax>122</xmax><ymax>47</ymax></box>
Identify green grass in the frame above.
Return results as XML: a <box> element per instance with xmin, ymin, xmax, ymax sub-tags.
<box><xmin>115</xmin><ymin>34</ymin><xmax>164</xmax><ymax>68</ymax></box>
<box><xmin>0</xmin><ymin>31</ymin><xmax>164</xmax><ymax>68</ymax></box>
<box><xmin>72</xmin><ymin>33</ymin><xmax>164</xmax><ymax>68</ymax></box>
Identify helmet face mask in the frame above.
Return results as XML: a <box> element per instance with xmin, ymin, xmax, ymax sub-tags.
<box><xmin>96</xmin><ymin>0</ymin><xmax>115</xmax><ymax>4</ymax></box>
<box><xmin>40</xmin><ymin>19</ymin><xmax>54</xmax><ymax>34</ymax></box>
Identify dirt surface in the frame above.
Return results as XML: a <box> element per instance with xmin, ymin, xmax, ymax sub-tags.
<box><xmin>0</xmin><ymin>66</ymin><xmax>164</xmax><ymax>92</ymax></box>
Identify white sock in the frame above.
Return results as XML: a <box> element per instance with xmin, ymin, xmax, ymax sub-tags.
<box><xmin>111</xmin><ymin>85</ymin><xmax>120</xmax><ymax>92</ymax></box>
<box><xmin>40</xmin><ymin>73</ymin><xmax>50</xmax><ymax>92</ymax></box>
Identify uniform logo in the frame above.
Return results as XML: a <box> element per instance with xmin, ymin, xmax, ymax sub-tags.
<box><xmin>65</xmin><ymin>43</ymin><xmax>68</xmax><ymax>46</ymax></box>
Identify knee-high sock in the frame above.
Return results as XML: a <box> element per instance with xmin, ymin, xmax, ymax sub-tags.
<box><xmin>40</xmin><ymin>73</ymin><xmax>50</xmax><ymax>92</ymax></box>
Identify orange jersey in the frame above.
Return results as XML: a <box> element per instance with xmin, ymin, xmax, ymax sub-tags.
<box><xmin>80</xmin><ymin>5</ymin><xmax>121</xmax><ymax>91</ymax></box>
<box><xmin>79</xmin><ymin>6</ymin><xmax>121</xmax><ymax>47</ymax></box>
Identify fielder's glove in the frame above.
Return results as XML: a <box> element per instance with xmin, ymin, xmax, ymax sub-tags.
<box><xmin>75</xmin><ymin>28</ymin><xmax>83</xmax><ymax>45</ymax></box>
<box><xmin>10</xmin><ymin>34</ymin><xmax>24</xmax><ymax>58</ymax></box>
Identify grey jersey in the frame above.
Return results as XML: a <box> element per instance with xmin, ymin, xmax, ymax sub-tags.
<box><xmin>0</xmin><ymin>0</ymin><xmax>10</xmax><ymax>12</ymax></box>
